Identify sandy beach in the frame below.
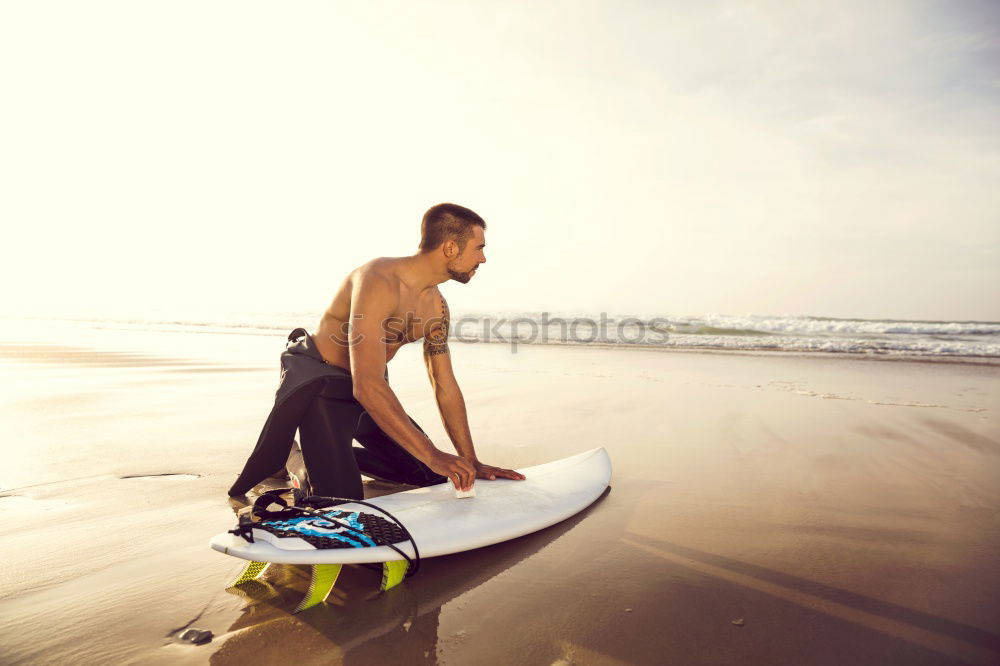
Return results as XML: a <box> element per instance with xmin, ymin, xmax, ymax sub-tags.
<box><xmin>1</xmin><ymin>323</ymin><xmax>998</xmax><ymax>665</ymax></box>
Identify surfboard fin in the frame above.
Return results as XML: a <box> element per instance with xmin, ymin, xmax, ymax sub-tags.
<box><xmin>229</xmin><ymin>561</ymin><xmax>270</xmax><ymax>587</ymax></box>
<box><xmin>380</xmin><ymin>561</ymin><xmax>408</xmax><ymax>592</ymax></box>
<box><xmin>225</xmin><ymin>579</ymin><xmax>278</xmax><ymax>606</ymax></box>
<box><xmin>294</xmin><ymin>564</ymin><xmax>343</xmax><ymax>613</ymax></box>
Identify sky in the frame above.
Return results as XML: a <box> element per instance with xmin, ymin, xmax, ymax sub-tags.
<box><xmin>2</xmin><ymin>0</ymin><xmax>998</xmax><ymax>322</ymax></box>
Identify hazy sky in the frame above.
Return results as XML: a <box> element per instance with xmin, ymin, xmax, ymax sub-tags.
<box><xmin>3</xmin><ymin>1</ymin><xmax>998</xmax><ymax>322</ymax></box>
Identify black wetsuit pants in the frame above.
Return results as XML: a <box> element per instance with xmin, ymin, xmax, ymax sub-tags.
<box><xmin>228</xmin><ymin>330</ymin><xmax>446</xmax><ymax>499</ymax></box>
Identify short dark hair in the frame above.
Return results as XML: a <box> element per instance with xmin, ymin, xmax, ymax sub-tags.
<box><xmin>419</xmin><ymin>203</ymin><xmax>486</xmax><ymax>253</ymax></box>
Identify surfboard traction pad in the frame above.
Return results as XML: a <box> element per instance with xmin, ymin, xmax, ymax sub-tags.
<box><xmin>253</xmin><ymin>509</ymin><xmax>408</xmax><ymax>549</ymax></box>
<box><xmin>227</xmin><ymin>506</ymin><xmax>411</xmax><ymax>613</ymax></box>
<box><xmin>225</xmin><ymin>507</ymin><xmax>413</xmax><ymax>611</ymax></box>
<box><xmin>228</xmin><ymin>559</ymin><xmax>409</xmax><ymax>613</ymax></box>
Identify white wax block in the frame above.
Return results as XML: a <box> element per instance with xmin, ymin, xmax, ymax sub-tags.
<box><xmin>454</xmin><ymin>486</ymin><xmax>477</xmax><ymax>499</ymax></box>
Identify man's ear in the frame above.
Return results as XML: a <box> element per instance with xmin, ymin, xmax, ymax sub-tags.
<box><xmin>443</xmin><ymin>240</ymin><xmax>457</xmax><ymax>258</ymax></box>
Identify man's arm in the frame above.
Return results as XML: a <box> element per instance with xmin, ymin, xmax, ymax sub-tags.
<box><xmin>424</xmin><ymin>291</ymin><xmax>525</xmax><ymax>481</ymax></box>
<box><xmin>349</xmin><ymin>273</ymin><xmax>476</xmax><ymax>490</ymax></box>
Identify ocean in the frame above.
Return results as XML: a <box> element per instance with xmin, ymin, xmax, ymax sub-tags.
<box><xmin>6</xmin><ymin>311</ymin><xmax>999</xmax><ymax>361</ymax></box>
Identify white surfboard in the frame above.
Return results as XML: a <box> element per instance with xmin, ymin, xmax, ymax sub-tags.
<box><xmin>210</xmin><ymin>447</ymin><xmax>611</xmax><ymax>565</ymax></box>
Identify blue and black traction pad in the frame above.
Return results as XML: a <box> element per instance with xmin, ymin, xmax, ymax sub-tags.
<box><xmin>225</xmin><ymin>493</ymin><xmax>421</xmax><ymax>604</ymax></box>
<box><xmin>256</xmin><ymin>510</ymin><xmax>408</xmax><ymax>549</ymax></box>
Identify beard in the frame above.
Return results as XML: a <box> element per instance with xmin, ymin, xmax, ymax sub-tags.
<box><xmin>447</xmin><ymin>262</ymin><xmax>478</xmax><ymax>284</ymax></box>
<box><xmin>447</xmin><ymin>266</ymin><xmax>475</xmax><ymax>284</ymax></box>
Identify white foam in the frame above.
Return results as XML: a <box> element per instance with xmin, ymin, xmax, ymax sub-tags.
<box><xmin>6</xmin><ymin>310</ymin><xmax>999</xmax><ymax>359</ymax></box>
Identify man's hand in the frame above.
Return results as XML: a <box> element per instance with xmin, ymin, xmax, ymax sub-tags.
<box><xmin>426</xmin><ymin>450</ymin><xmax>478</xmax><ymax>492</ymax></box>
<box><xmin>474</xmin><ymin>461</ymin><xmax>526</xmax><ymax>481</ymax></box>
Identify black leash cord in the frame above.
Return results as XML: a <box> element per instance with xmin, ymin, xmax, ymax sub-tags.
<box><xmin>232</xmin><ymin>492</ymin><xmax>421</xmax><ymax>577</ymax></box>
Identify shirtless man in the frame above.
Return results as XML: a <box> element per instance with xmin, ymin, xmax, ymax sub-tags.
<box><xmin>310</xmin><ymin>203</ymin><xmax>524</xmax><ymax>493</ymax></box>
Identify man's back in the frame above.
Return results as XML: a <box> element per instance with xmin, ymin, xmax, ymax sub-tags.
<box><xmin>314</xmin><ymin>257</ymin><xmax>445</xmax><ymax>371</ymax></box>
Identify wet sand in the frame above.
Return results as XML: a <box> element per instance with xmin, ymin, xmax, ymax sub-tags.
<box><xmin>1</xmin><ymin>325</ymin><xmax>998</xmax><ymax>665</ymax></box>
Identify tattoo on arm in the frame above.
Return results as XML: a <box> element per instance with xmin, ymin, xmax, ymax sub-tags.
<box><xmin>424</xmin><ymin>296</ymin><xmax>450</xmax><ymax>357</ymax></box>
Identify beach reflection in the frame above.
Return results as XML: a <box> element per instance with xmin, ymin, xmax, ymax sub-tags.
<box><xmin>209</xmin><ymin>489</ymin><xmax>610</xmax><ymax>664</ymax></box>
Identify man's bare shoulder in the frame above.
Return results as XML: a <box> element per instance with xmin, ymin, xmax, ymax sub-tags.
<box><xmin>347</xmin><ymin>258</ymin><xmax>390</xmax><ymax>289</ymax></box>
<box><xmin>423</xmin><ymin>286</ymin><xmax>450</xmax><ymax>356</ymax></box>
<box><xmin>424</xmin><ymin>287</ymin><xmax>449</xmax><ymax>330</ymax></box>
<box><xmin>351</xmin><ymin>257</ymin><xmax>406</xmax><ymax>286</ymax></box>
<box><xmin>428</xmin><ymin>285</ymin><xmax>448</xmax><ymax>310</ymax></box>
<box><xmin>346</xmin><ymin>259</ymin><xmax>401</xmax><ymax>306</ymax></box>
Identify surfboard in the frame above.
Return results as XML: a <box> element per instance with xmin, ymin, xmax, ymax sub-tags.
<box><xmin>210</xmin><ymin>447</ymin><xmax>611</xmax><ymax>611</ymax></box>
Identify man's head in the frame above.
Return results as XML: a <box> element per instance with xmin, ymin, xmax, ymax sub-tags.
<box><xmin>419</xmin><ymin>203</ymin><xmax>487</xmax><ymax>284</ymax></box>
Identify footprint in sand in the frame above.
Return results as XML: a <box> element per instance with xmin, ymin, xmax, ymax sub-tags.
<box><xmin>120</xmin><ymin>473</ymin><xmax>202</xmax><ymax>480</ymax></box>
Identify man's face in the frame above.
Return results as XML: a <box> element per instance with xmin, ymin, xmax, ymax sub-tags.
<box><xmin>446</xmin><ymin>226</ymin><xmax>487</xmax><ymax>284</ymax></box>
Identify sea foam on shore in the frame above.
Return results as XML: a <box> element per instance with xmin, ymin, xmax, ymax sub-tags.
<box><xmin>6</xmin><ymin>310</ymin><xmax>1000</xmax><ymax>360</ymax></box>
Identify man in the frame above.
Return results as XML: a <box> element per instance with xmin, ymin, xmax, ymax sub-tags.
<box><xmin>228</xmin><ymin>203</ymin><xmax>524</xmax><ymax>499</ymax></box>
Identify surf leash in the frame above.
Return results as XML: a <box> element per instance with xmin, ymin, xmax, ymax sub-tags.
<box><xmin>228</xmin><ymin>490</ymin><xmax>421</xmax><ymax>577</ymax></box>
